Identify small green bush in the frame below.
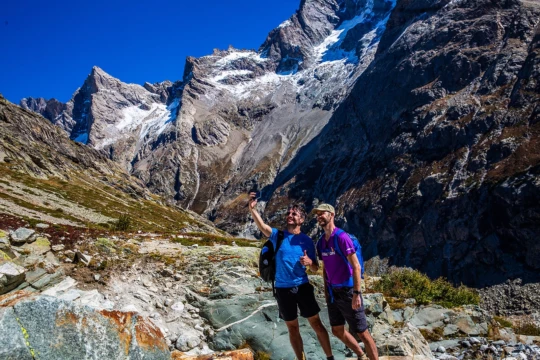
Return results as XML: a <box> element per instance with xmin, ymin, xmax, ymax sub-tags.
<box><xmin>494</xmin><ymin>316</ymin><xmax>513</xmax><ymax>328</ymax></box>
<box><xmin>113</xmin><ymin>214</ymin><xmax>131</xmax><ymax>231</ymax></box>
<box><xmin>373</xmin><ymin>268</ymin><xmax>480</xmax><ymax>307</ymax></box>
<box><xmin>419</xmin><ymin>327</ymin><xmax>444</xmax><ymax>341</ymax></box>
<box><xmin>254</xmin><ymin>351</ymin><xmax>271</xmax><ymax>360</ymax></box>
<box><xmin>514</xmin><ymin>321</ymin><xmax>540</xmax><ymax>336</ymax></box>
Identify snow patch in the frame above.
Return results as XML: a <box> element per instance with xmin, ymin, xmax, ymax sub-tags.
<box><xmin>209</xmin><ymin>72</ymin><xmax>289</xmax><ymax>99</ymax></box>
<box><xmin>215</xmin><ymin>51</ymin><xmax>267</xmax><ymax>66</ymax></box>
<box><xmin>314</xmin><ymin>0</ymin><xmax>376</xmax><ymax>62</ymax></box>
<box><xmin>96</xmin><ymin>99</ymin><xmax>179</xmax><ymax>149</ymax></box>
<box><xmin>278</xmin><ymin>19</ymin><xmax>292</xmax><ymax>29</ymax></box>
<box><xmin>314</xmin><ymin>0</ymin><xmax>396</xmax><ymax>64</ymax></box>
<box><xmin>211</xmin><ymin>70</ymin><xmax>253</xmax><ymax>82</ymax></box>
<box><xmin>139</xmin><ymin>99</ymin><xmax>179</xmax><ymax>143</ymax></box>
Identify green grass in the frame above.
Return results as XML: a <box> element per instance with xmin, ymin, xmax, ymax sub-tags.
<box><xmin>513</xmin><ymin>321</ymin><xmax>540</xmax><ymax>336</ymax></box>
<box><xmin>493</xmin><ymin>316</ymin><xmax>513</xmax><ymax>328</ymax></box>
<box><xmin>0</xmin><ymin>163</ymin><xmax>212</xmax><ymax>233</ymax></box>
<box><xmin>0</xmin><ymin>191</ymin><xmax>83</xmax><ymax>225</ymax></box>
<box><xmin>373</xmin><ymin>268</ymin><xmax>480</xmax><ymax>308</ymax></box>
<box><xmin>419</xmin><ymin>327</ymin><xmax>444</xmax><ymax>341</ymax></box>
<box><xmin>172</xmin><ymin>232</ymin><xmax>258</xmax><ymax>247</ymax></box>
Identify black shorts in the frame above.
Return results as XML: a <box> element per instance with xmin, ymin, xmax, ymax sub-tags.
<box><xmin>327</xmin><ymin>287</ymin><xmax>368</xmax><ymax>333</ymax></box>
<box><xmin>275</xmin><ymin>282</ymin><xmax>321</xmax><ymax>321</ymax></box>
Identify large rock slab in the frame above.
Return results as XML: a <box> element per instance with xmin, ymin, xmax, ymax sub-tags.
<box><xmin>0</xmin><ymin>291</ymin><xmax>170</xmax><ymax>360</ymax></box>
<box><xmin>202</xmin><ymin>294</ymin><xmax>347</xmax><ymax>360</ymax></box>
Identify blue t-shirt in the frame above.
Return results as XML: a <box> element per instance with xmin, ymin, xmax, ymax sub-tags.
<box><xmin>270</xmin><ymin>228</ymin><xmax>317</xmax><ymax>288</ymax></box>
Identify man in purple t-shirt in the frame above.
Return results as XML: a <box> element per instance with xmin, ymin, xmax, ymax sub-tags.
<box><xmin>313</xmin><ymin>203</ymin><xmax>378</xmax><ymax>360</ymax></box>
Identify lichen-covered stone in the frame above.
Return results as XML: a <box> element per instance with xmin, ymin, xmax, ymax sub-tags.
<box><xmin>0</xmin><ymin>307</ymin><xmax>33</xmax><ymax>360</ymax></box>
<box><xmin>0</xmin><ymin>294</ymin><xmax>170</xmax><ymax>360</ymax></box>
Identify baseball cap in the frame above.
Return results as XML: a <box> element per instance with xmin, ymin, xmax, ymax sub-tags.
<box><xmin>311</xmin><ymin>203</ymin><xmax>335</xmax><ymax>214</ymax></box>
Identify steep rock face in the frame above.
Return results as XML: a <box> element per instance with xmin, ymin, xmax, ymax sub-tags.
<box><xmin>1</xmin><ymin>95</ymin><xmax>123</xmax><ymax>178</ymax></box>
<box><xmin>20</xmin><ymin>97</ymin><xmax>70</xmax><ymax>130</ymax></box>
<box><xmin>269</xmin><ymin>0</ymin><xmax>540</xmax><ymax>287</ymax></box>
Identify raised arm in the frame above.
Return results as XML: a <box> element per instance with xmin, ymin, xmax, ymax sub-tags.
<box><xmin>248</xmin><ymin>192</ymin><xmax>272</xmax><ymax>237</ymax></box>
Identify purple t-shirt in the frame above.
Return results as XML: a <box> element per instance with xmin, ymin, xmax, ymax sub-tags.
<box><xmin>317</xmin><ymin>228</ymin><xmax>355</xmax><ymax>285</ymax></box>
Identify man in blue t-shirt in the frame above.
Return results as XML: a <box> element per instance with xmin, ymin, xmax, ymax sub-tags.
<box><xmin>249</xmin><ymin>192</ymin><xmax>334</xmax><ymax>360</ymax></box>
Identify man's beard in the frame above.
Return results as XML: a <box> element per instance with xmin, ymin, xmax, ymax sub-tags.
<box><xmin>287</xmin><ymin>218</ymin><xmax>301</xmax><ymax>227</ymax></box>
<box><xmin>317</xmin><ymin>218</ymin><xmax>328</xmax><ymax>227</ymax></box>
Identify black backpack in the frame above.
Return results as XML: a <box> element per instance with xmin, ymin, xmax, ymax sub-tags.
<box><xmin>259</xmin><ymin>230</ymin><xmax>285</xmax><ymax>295</ymax></box>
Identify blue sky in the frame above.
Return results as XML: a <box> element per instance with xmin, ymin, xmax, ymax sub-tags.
<box><xmin>0</xmin><ymin>0</ymin><xmax>299</xmax><ymax>104</ymax></box>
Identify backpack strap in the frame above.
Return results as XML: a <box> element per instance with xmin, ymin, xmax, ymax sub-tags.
<box><xmin>332</xmin><ymin>229</ymin><xmax>350</xmax><ymax>268</ymax></box>
<box><xmin>272</xmin><ymin>230</ymin><xmax>285</xmax><ymax>297</ymax></box>
<box><xmin>332</xmin><ymin>229</ymin><xmax>354</xmax><ymax>288</ymax></box>
<box><xmin>275</xmin><ymin>230</ymin><xmax>285</xmax><ymax>254</ymax></box>
<box><xmin>316</xmin><ymin>234</ymin><xmax>323</xmax><ymax>258</ymax></box>
<box><xmin>318</xmin><ymin>233</ymin><xmax>337</xmax><ymax>303</ymax></box>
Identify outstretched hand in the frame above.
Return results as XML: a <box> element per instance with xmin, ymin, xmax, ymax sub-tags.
<box><xmin>248</xmin><ymin>192</ymin><xmax>258</xmax><ymax>210</ymax></box>
<box><xmin>299</xmin><ymin>250</ymin><xmax>312</xmax><ymax>267</ymax></box>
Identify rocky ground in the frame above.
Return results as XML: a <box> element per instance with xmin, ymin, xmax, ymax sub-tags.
<box><xmin>479</xmin><ymin>279</ymin><xmax>540</xmax><ymax>316</ymax></box>
<box><xmin>1</xmin><ymin>215</ymin><xmax>539</xmax><ymax>359</ymax></box>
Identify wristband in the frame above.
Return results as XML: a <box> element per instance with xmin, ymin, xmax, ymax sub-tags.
<box><xmin>353</xmin><ymin>290</ymin><xmax>361</xmax><ymax>295</ymax></box>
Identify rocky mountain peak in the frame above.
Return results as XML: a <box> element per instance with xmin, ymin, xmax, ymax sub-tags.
<box><xmin>85</xmin><ymin>65</ymin><xmax>118</xmax><ymax>92</ymax></box>
<box><xmin>259</xmin><ymin>0</ymin><xmax>395</xmax><ymax>73</ymax></box>
<box><xmin>20</xmin><ymin>97</ymin><xmax>47</xmax><ymax>113</ymax></box>
<box><xmin>20</xmin><ymin>97</ymin><xmax>67</xmax><ymax>125</ymax></box>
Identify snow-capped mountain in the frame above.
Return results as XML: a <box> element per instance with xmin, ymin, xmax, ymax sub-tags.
<box><xmin>24</xmin><ymin>0</ymin><xmax>396</xmax><ymax>209</ymax></box>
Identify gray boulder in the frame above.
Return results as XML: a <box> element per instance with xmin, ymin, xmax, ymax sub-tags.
<box><xmin>363</xmin><ymin>293</ymin><xmax>385</xmax><ymax>316</ymax></box>
<box><xmin>0</xmin><ymin>261</ymin><xmax>26</xmax><ymax>294</ymax></box>
<box><xmin>175</xmin><ymin>332</ymin><xmax>202</xmax><ymax>352</ymax></box>
<box><xmin>410</xmin><ymin>306</ymin><xmax>452</xmax><ymax>329</ymax></box>
<box><xmin>0</xmin><ymin>292</ymin><xmax>170</xmax><ymax>360</ymax></box>
<box><xmin>9</xmin><ymin>228</ymin><xmax>35</xmax><ymax>245</ymax></box>
<box><xmin>373</xmin><ymin>322</ymin><xmax>434</xmax><ymax>359</ymax></box>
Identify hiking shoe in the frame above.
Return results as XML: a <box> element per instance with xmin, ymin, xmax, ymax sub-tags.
<box><xmin>358</xmin><ymin>354</ymin><xmax>368</xmax><ymax>360</ymax></box>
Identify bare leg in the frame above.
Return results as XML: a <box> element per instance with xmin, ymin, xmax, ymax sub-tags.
<box><xmin>358</xmin><ymin>330</ymin><xmax>378</xmax><ymax>360</ymax></box>
<box><xmin>331</xmin><ymin>325</ymin><xmax>366</xmax><ymax>357</ymax></box>
<box><xmin>285</xmin><ymin>319</ymin><xmax>305</xmax><ymax>360</ymax></box>
<box><xmin>307</xmin><ymin>314</ymin><xmax>333</xmax><ymax>357</ymax></box>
